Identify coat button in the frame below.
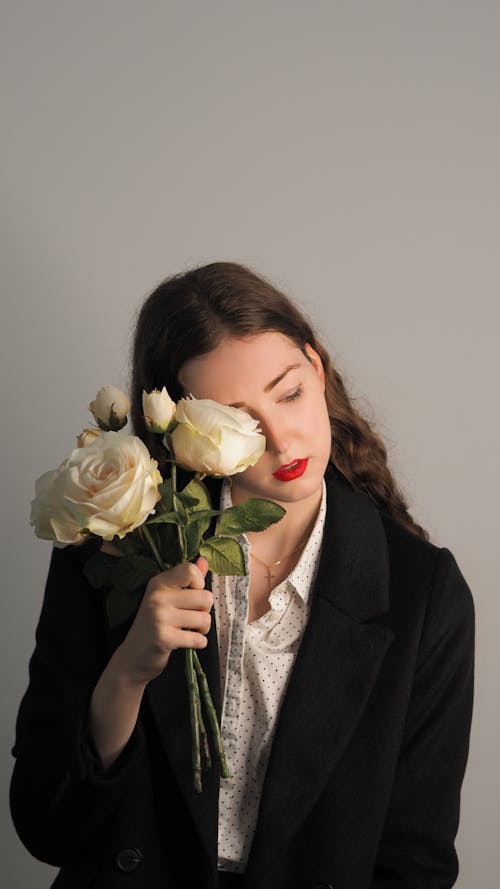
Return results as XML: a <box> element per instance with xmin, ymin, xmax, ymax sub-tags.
<box><xmin>115</xmin><ymin>848</ymin><xmax>142</xmax><ymax>872</ymax></box>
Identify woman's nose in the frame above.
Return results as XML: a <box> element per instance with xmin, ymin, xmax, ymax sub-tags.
<box><xmin>260</xmin><ymin>416</ymin><xmax>290</xmax><ymax>455</ymax></box>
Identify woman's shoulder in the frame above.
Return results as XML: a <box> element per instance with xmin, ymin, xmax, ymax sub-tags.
<box><xmin>379</xmin><ymin>507</ymin><xmax>439</xmax><ymax>562</ymax></box>
<box><xmin>329</xmin><ymin>462</ymin><xmax>474</xmax><ymax>621</ymax></box>
<box><xmin>378</xmin><ymin>509</ymin><xmax>474</xmax><ymax>632</ymax></box>
<box><xmin>379</xmin><ymin>506</ymin><xmax>467</xmax><ymax>580</ymax></box>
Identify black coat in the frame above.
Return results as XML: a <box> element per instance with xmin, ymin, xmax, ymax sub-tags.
<box><xmin>10</xmin><ymin>467</ymin><xmax>474</xmax><ymax>889</ymax></box>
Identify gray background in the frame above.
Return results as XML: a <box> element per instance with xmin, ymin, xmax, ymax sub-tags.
<box><xmin>1</xmin><ymin>2</ymin><xmax>498</xmax><ymax>886</ymax></box>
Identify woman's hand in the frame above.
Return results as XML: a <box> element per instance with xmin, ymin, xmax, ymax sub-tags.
<box><xmin>89</xmin><ymin>555</ymin><xmax>212</xmax><ymax>768</ymax></box>
<box><xmin>114</xmin><ymin>555</ymin><xmax>212</xmax><ymax>686</ymax></box>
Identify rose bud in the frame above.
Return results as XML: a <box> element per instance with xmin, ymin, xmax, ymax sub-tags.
<box><xmin>142</xmin><ymin>387</ymin><xmax>176</xmax><ymax>434</ymax></box>
<box><xmin>89</xmin><ymin>385</ymin><xmax>130</xmax><ymax>431</ymax></box>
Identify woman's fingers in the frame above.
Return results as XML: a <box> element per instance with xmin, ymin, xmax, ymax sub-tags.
<box><xmin>117</xmin><ymin>557</ymin><xmax>214</xmax><ymax>683</ymax></box>
<box><xmin>147</xmin><ymin>585</ymin><xmax>213</xmax><ymax>613</ymax></box>
<box><xmin>194</xmin><ymin>554</ymin><xmax>209</xmax><ymax>580</ymax></box>
<box><xmin>167</xmin><ymin>626</ymin><xmax>211</xmax><ymax>650</ymax></box>
<box><xmin>147</xmin><ymin>558</ymin><xmax>208</xmax><ymax>594</ymax></box>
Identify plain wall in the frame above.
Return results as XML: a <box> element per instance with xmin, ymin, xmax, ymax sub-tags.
<box><xmin>1</xmin><ymin>2</ymin><xmax>498</xmax><ymax>886</ymax></box>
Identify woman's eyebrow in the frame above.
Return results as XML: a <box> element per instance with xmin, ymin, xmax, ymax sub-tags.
<box><xmin>264</xmin><ymin>363</ymin><xmax>301</xmax><ymax>392</ymax></box>
<box><xmin>229</xmin><ymin>363</ymin><xmax>301</xmax><ymax>408</ymax></box>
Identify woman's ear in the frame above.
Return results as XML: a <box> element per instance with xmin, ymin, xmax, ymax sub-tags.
<box><xmin>304</xmin><ymin>342</ymin><xmax>325</xmax><ymax>388</ymax></box>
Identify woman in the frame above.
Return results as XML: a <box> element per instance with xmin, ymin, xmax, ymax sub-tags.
<box><xmin>10</xmin><ymin>261</ymin><xmax>474</xmax><ymax>888</ymax></box>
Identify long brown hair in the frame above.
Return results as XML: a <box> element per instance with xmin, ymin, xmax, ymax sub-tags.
<box><xmin>130</xmin><ymin>261</ymin><xmax>429</xmax><ymax>540</ymax></box>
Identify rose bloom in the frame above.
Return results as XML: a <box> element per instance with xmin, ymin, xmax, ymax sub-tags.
<box><xmin>89</xmin><ymin>385</ymin><xmax>130</xmax><ymax>431</ymax></box>
<box><xmin>142</xmin><ymin>387</ymin><xmax>176</xmax><ymax>433</ymax></box>
<box><xmin>169</xmin><ymin>397</ymin><xmax>265</xmax><ymax>476</ymax></box>
<box><xmin>30</xmin><ymin>431</ymin><xmax>162</xmax><ymax>545</ymax></box>
<box><xmin>30</xmin><ymin>461</ymin><xmax>84</xmax><ymax>546</ymax></box>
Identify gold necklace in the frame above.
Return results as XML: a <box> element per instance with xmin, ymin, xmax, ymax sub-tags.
<box><xmin>250</xmin><ymin>538</ymin><xmax>308</xmax><ymax>589</ymax></box>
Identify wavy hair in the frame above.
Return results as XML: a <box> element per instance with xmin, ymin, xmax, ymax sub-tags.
<box><xmin>130</xmin><ymin>261</ymin><xmax>428</xmax><ymax>540</ymax></box>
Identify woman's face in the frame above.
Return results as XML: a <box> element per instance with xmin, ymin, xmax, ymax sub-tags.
<box><xmin>179</xmin><ymin>332</ymin><xmax>332</xmax><ymax>509</ymax></box>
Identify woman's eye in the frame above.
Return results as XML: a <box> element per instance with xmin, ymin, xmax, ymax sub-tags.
<box><xmin>283</xmin><ymin>385</ymin><xmax>303</xmax><ymax>403</ymax></box>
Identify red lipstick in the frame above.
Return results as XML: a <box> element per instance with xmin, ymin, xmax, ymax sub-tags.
<box><xmin>272</xmin><ymin>458</ymin><xmax>308</xmax><ymax>482</ymax></box>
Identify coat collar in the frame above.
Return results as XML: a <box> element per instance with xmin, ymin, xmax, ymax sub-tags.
<box><xmin>314</xmin><ymin>464</ymin><xmax>390</xmax><ymax>622</ymax></box>
<box><xmin>145</xmin><ymin>465</ymin><xmax>394</xmax><ymax>882</ymax></box>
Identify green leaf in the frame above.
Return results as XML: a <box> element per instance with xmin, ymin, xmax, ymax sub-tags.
<box><xmin>106</xmin><ymin>586</ymin><xmax>144</xmax><ymax>627</ymax></box>
<box><xmin>186</xmin><ymin>508</ymin><xmax>221</xmax><ymax>526</ymax></box>
<box><xmin>185</xmin><ymin>521</ymin><xmax>204</xmax><ymax>562</ymax></box>
<box><xmin>216</xmin><ymin>499</ymin><xmax>286</xmax><ymax>536</ymax></box>
<box><xmin>157</xmin><ymin>479</ymin><xmax>173</xmax><ymax>510</ymax></box>
<box><xmin>185</xmin><ymin>511</ymin><xmax>222</xmax><ymax>562</ymax></box>
<box><xmin>175</xmin><ymin>491</ymin><xmax>201</xmax><ymax>508</ymax></box>
<box><xmin>145</xmin><ymin>510</ymin><xmax>183</xmax><ymax>526</ymax></box>
<box><xmin>199</xmin><ymin>537</ymin><xmax>246</xmax><ymax>575</ymax></box>
<box><xmin>182</xmin><ymin>479</ymin><xmax>212</xmax><ymax>511</ymax></box>
<box><xmin>156</xmin><ymin>521</ymin><xmax>181</xmax><ymax>567</ymax></box>
<box><xmin>172</xmin><ymin>495</ymin><xmax>189</xmax><ymax>525</ymax></box>
<box><xmin>84</xmin><ymin>551</ymin><xmax>158</xmax><ymax>593</ymax></box>
<box><xmin>182</xmin><ymin>479</ymin><xmax>218</xmax><ymax>535</ymax></box>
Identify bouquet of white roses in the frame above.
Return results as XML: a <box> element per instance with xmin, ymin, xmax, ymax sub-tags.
<box><xmin>31</xmin><ymin>384</ymin><xmax>285</xmax><ymax>792</ymax></box>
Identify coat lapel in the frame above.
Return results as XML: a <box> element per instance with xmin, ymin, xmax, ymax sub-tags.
<box><xmin>245</xmin><ymin>468</ymin><xmax>394</xmax><ymax>881</ymax></box>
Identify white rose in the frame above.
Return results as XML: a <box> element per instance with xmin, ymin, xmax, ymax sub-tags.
<box><xmin>142</xmin><ymin>387</ymin><xmax>176</xmax><ymax>433</ymax></box>
<box><xmin>30</xmin><ymin>462</ymin><xmax>85</xmax><ymax>546</ymax></box>
<box><xmin>170</xmin><ymin>397</ymin><xmax>265</xmax><ymax>476</ymax></box>
<box><xmin>30</xmin><ymin>431</ymin><xmax>162</xmax><ymax>544</ymax></box>
<box><xmin>76</xmin><ymin>427</ymin><xmax>101</xmax><ymax>448</ymax></box>
<box><xmin>89</xmin><ymin>385</ymin><xmax>130</xmax><ymax>431</ymax></box>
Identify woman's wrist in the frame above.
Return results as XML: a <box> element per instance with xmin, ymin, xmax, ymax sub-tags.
<box><xmin>108</xmin><ymin>644</ymin><xmax>152</xmax><ymax>691</ymax></box>
<box><xmin>89</xmin><ymin>652</ymin><xmax>147</xmax><ymax>769</ymax></box>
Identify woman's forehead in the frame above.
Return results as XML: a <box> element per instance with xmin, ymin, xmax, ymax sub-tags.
<box><xmin>178</xmin><ymin>332</ymin><xmax>305</xmax><ymax>400</ymax></box>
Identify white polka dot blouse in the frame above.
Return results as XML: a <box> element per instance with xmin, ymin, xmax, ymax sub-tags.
<box><xmin>213</xmin><ymin>478</ymin><xmax>327</xmax><ymax>873</ymax></box>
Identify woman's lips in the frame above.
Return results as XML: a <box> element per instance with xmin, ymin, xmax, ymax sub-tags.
<box><xmin>272</xmin><ymin>458</ymin><xmax>308</xmax><ymax>481</ymax></box>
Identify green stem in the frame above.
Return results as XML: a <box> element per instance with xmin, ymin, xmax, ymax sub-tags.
<box><xmin>170</xmin><ymin>461</ymin><xmax>187</xmax><ymax>562</ymax></box>
<box><xmin>140</xmin><ymin>524</ymin><xmax>164</xmax><ymax>571</ymax></box>
<box><xmin>193</xmin><ymin>652</ymin><xmax>230</xmax><ymax>778</ymax></box>
<box><xmin>185</xmin><ymin>648</ymin><xmax>202</xmax><ymax>793</ymax></box>
<box><xmin>170</xmin><ymin>456</ymin><xmax>220</xmax><ymax>789</ymax></box>
<box><xmin>170</xmin><ymin>458</ymin><xmax>177</xmax><ymax>490</ymax></box>
<box><xmin>195</xmin><ymin>679</ymin><xmax>211</xmax><ymax>772</ymax></box>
